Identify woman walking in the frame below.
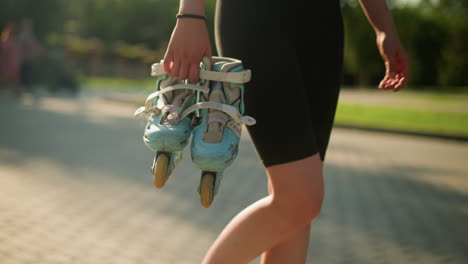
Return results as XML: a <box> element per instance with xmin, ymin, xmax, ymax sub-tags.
<box><xmin>163</xmin><ymin>0</ymin><xmax>409</xmax><ymax>263</ymax></box>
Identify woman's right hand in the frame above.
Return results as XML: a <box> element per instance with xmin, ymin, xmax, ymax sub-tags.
<box><xmin>163</xmin><ymin>18</ymin><xmax>212</xmax><ymax>84</ymax></box>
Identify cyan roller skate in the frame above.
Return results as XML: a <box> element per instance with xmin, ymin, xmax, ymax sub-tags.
<box><xmin>134</xmin><ymin>59</ymin><xmax>210</xmax><ymax>189</ymax></box>
<box><xmin>180</xmin><ymin>57</ymin><xmax>256</xmax><ymax>207</ymax></box>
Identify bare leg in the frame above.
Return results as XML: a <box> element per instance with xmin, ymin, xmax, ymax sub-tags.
<box><xmin>201</xmin><ymin>154</ymin><xmax>324</xmax><ymax>264</ymax></box>
<box><xmin>260</xmin><ymin>223</ymin><xmax>311</xmax><ymax>264</ymax></box>
<box><xmin>260</xmin><ymin>174</ymin><xmax>320</xmax><ymax>264</ymax></box>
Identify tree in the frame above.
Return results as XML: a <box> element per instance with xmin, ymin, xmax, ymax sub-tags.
<box><xmin>435</xmin><ymin>0</ymin><xmax>468</xmax><ymax>86</ymax></box>
<box><xmin>342</xmin><ymin>2</ymin><xmax>384</xmax><ymax>86</ymax></box>
<box><xmin>0</xmin><ymin>0</ymin><xmax>65</xmax><ymax>41</ymax></box>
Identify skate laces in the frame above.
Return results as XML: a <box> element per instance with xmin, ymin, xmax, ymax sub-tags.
<box><xmin>133</xmin><ymin>73</ymin><xmax>210</xmax><ymax>121</ymax></box>
<box><xmin>180</xmin><ymin>59</ymin><xmax>256</xmax><ymax>138</ymax></box>
<box><xmin>134</xmin><ymin>57</ymin><xmax>256</xmax><ymax>135</ymax></box>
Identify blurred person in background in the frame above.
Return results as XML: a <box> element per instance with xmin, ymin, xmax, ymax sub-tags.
<box><xmin>163</xmin><ymin>0</ymin><xmax>409</xmax><ymax>263</ymax></box>
<box><xmin>17</xmin><ymin>18</ymin><xmax>40</xmax><ymax>94</ymax></box>
<box><xmin>0</xmin><ymin>22</ymin><xmax>20</xmax><ymax>98</ymax></box>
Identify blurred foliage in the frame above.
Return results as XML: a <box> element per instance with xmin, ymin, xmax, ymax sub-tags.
<box><xmin>66</xmin><ymin>0</ymin><xmax>176</xmax><ymax>48</ymax></box>
<box><xmin>341</xmin><ymin>2</ymin><xmax>383</xmax><ymax>85</ymax></box>
<box><xmin>341</xmin><ymin>0</ymin><xmax>467</xmax><ymax>87</ymax></box>
<box><xmin>436</xmin><ymin>0</ymin><xmax>468</xmax><ymax>86</ymax></box>
<box><xmin>0</xmin><ymin>0</ymin><xmax>65</xmax><ymax>39</ymax></box>
<box><xmin>0</xmin><ymin>0</ymin><xmax>466</xmax><ymax>87</ymax></box>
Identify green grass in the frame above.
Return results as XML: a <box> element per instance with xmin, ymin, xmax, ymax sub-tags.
<box><xmin>335</xmin><ymin>103</ymin><xmax>468</xmax><ymax>136</ymax></box>
<box><xmin>399</xmin><ymin>90</ymin><xmax>468</xmax><ymax>105</ymax></box>
<box><xmin>405</xmin><ymin>85</ymin><xmax>468</xmax><ymax>94</ymax></box>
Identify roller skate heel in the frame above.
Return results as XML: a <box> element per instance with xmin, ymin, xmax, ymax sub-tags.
<box><xmin>185</xmin><ymin>57</ymin><xmax>256</xmax><ymax>207</ymax></box>
<box><xmin>134</xmin><ymin>60</ymin><xmax>210</xmax><ymax>189</ymax></box>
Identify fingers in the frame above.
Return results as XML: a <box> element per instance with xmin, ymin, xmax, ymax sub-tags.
<box><xmin>393</xmin><ymin>75</ymin><xmax>407</xmax><ymax>91</ymax></box>
<box><xmin>206</xmin><ymin>48</ymin><xmax>213</xmax><ymax>65</ymax></box>
<box><xmin>188</xmin><ymin>49</ymin><xmax>212</xmax><ymax>84</ymax></box>
<box><xmin>163</xmin><ymin>53</ymin><xmax>210</xmax><ymax>83</ymax></box>
<box><xmin>178</xmin><ymin>60</ymin><xmax>189</xmax><ymax>81</ymax></box>
<box><xmin>163</xmin><ymin>49</ymin><xmax>174</xmax><ymax>73</ymax></box>
<box><xmin>379</xmin><ymin>54</ymin><xmax>397</xmax><ymax>90</ymax></box>
<box><xmin>188</xmin><ymin>63</ymin><xmax>200</xmax><ymax>84</ymax></box>
<box><xmin>394</xmin><ymin>51</ymin><xmax>410</xmax><ymax>91</ymax></box>
<box><xmin>171</xmin><ymin>56</ymin><xmax>200</xmax><ymax>83</ymax></box>
<box><xmin>379</xmin><ymin>50</ymin><xmax>409</xmax><ymax>92</ymax></box>
<box><xmin>170</xmin><ymin>57</ymin><xmax>180</xmax><ymax>78</ymax></box>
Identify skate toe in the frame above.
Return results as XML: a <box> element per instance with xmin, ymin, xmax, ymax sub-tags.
<box><xmin>144</xmin><ymin>118</ymin><xmax>191</xmax><ymax>151</ymax></box>
<box><xmin>191</xmin><ymin>138</ymin><xmax>239</xmax><ymax>172</ymax></box>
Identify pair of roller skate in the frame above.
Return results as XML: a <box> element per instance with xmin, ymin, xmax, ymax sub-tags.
<box><xmin>134</xmin><ymin>56</ymin><xmax>255</xmax><ymax>208</ymax></box>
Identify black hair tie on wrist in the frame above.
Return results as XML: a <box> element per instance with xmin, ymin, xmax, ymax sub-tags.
<box><xmin>176</xmin><ymin>13</ymin><xmax>206</xmax><ymax>20</ymax></box>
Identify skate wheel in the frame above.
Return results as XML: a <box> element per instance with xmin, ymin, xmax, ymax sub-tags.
<box><xmin>200</xmin><ymin>172</ymin><xmax>215</xmax><ymax>208</ymax></box>
<box><xmin>153</xmin><ymin>154</ymin><xmax>169</xmax><ymax>189</ymax></box>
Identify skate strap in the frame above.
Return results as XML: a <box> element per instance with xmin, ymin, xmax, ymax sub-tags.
<box><xmin>152</xmin><ymin>63</ymin><xmax>251</xmax><ymax>84</ymax></box>
<box><xmin>133</xmin><ymin>84</ymin><xmax>209</xmax><ymax>117</ymax></box>
<box><xmin>181</xmin><ymin>102</ymin><xmax>256</xmax><ymax>127</ymax></box>
<box><xmin>200</xmin><ymin>70</ymin><xmax>251</xmax><ymax>84</ymax></box>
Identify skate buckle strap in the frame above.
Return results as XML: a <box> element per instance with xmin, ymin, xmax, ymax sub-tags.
<box><xmin>151</xmin><ymin>63</ymin><xmax>251</xmax><ymax>84</ymax></box>
<box><xmin>133</xmin><ymin>84</ymin><xmax>209</xmax><ymax>117</ymax></box>
<box><xmin>200</xmin><ymin>70</ymin><xmax>251</xmax><ymax>84</ymax></box>
<box><xmin>225</xmin><ymin>120</ymin><xmax>242</xmax><ymax>137</ymax></box>
<box><xmin>180</xmin><ymin>102</ymin><xmax>256</xmax><ymax>137</ymax></box>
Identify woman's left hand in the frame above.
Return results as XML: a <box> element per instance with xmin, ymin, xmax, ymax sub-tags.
<box><xmin>376</xmin><ymin>31</ymin><xmax>410</xmax><ymax>91</ymax></box>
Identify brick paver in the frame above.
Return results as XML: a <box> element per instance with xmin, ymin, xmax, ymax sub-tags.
<box><xmin>0</xmin><ymin>92</ymin><xmax>467</xmax><ymax>264</ymax></box>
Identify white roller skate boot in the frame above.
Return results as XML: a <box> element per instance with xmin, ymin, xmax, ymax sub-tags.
<box><xmin>134</xmin><ymin>60</ymin><xmax>210</xmax><ymax>189</ymax></box>
<box><xmin>180</xmin><ymin>56</ymin><xmax>256</xmax><ymax>207</ymax></box>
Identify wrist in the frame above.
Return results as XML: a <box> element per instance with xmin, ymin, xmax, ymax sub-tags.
<box><xmin>176</xmin><ymin>13</ymin><xmax>206</xmax><ymax>21</ymax></box>
<box><xmin>178</xmin><ymin>10</ymin><xmax>205</xmax><ymax>17</ymax></box>
<box><xmin>176</xmin><ymin>17</ymin><xmax>206</xmax><ymax>27</ymax></box>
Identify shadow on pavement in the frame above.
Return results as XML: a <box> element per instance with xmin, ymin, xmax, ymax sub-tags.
<box><xmin>1</xmin><ymin>94</ymin><xmax>467</xmax><ymax>263</ymax></box>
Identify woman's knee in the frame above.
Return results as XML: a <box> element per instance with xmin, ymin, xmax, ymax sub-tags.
<box><xmin>271</xmin><ymin>185</ymin><xmax>324</xmax><ymax>226</ymax></box>
<box><xmin>266</xmin><ymin>155</ymin><xmax>325</xmax><ymax>226</ymax></box>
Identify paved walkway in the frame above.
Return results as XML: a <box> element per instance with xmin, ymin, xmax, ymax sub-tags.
<box><xmin>0</xmin><ymin>92</ymin><xmax>467</xmax><ymax>264</ymax></box>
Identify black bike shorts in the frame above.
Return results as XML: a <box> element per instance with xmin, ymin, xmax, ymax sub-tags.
<box><xmin>215</xmin><ymin>0</ymin><xmax>344</xmax><ymax>167</ymax></box>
